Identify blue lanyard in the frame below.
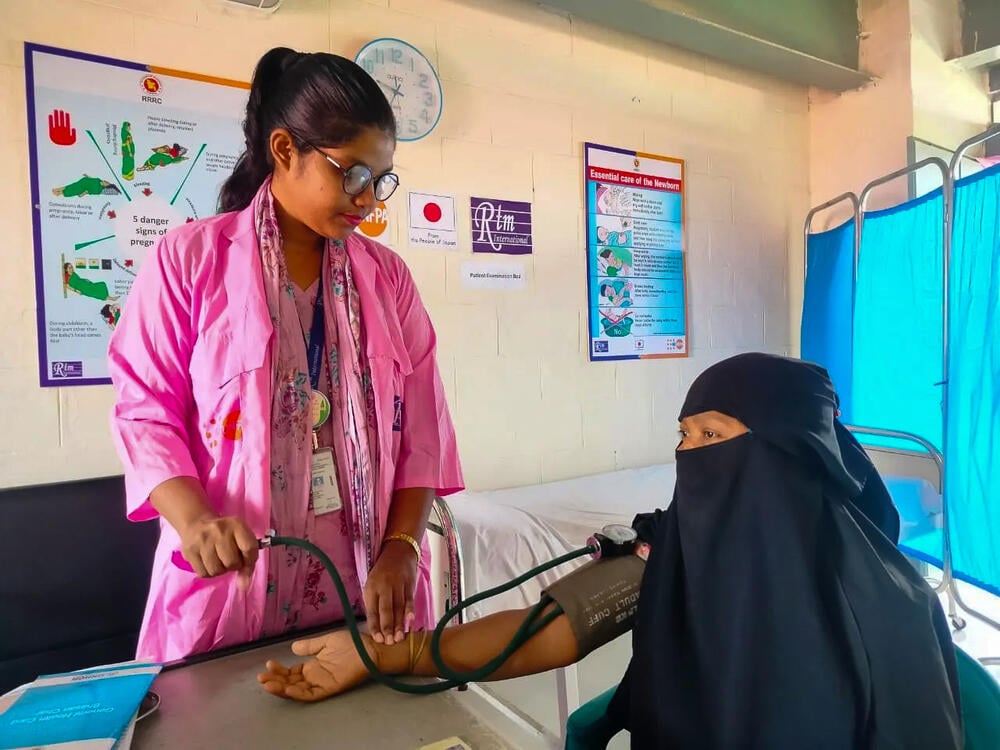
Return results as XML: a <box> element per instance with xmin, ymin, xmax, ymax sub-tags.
<box><xmin>306</xmin><ymin>281</ymin><xmax>325</xmax><ymax>392</ymax></box>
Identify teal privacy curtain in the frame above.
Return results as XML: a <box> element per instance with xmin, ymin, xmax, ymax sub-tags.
<box><xmin>947</xmin><ymin>165</ymin><xmax>1000</xmax><ymax>594</ymax></box>
<box><xmin>853</xmin><ymin>189</ymin><xmax>945</xmax><ymax>453</ymax></box>
<box><xmin>801</xmin><ymin>219</ymin><xmax>855</xmax><ymax>419</ymax></box>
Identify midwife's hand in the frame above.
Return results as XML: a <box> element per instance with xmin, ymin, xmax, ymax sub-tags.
<box><xmin>178</xmin><ymin>513</ymin><xmax>258</xmax><ymax>591</ymax></box>
<box><xmin>364</xmin><ymin>541</ymin><xmax>419</xmax><ymax>645</ymax></box>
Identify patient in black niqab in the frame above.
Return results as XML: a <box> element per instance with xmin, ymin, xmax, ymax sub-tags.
<box><xmin>615</xmin><ymin>352</ymin><xmax>962</xmax><ymax>748</ymax></box>
<box><xmin>257</xmin><ymin>353</ymin><xmax>962</xmax><ymax>750</ymax></box>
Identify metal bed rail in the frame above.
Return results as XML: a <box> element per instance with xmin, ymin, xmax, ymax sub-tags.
<box><xmin>845</xmin><ymin>425</ymin><xmax>949</xmax><ymax>593</ymax></box>
<box><xmin>428</xmin><ymin>496</ymin><xmax>565</xmax><ymax>748</ymax></box>
<box><xmin>846</xmin><ymin>424</ymin><xmax>1000</xmax><ymax>635</ymax></box>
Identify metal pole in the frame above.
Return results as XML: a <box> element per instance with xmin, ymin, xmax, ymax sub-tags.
<box><xmin>430</xmin><ymin>496</ymin><xmax>471</xmax><ymax>692</ymax></box>
<box><xmin>857</xmin><ymin>157</ymin><xmax>950</xmax><ymax>548</ymax></box>
<box><xmin>856</xmin><ymin>158</ymin><xmax>965</xmax><ymax>624</ymax></box>
<box><xmin>949</xmin><ymin>125</ymin><xmax>1000</xmax><ymax>179</ymax></box>
<box><xmin>857</xmin><ymin>158</ymin><xmax>950</xmax><ymax>333</ymax></box>
<box><xmin>803</xmin><ymin>192</ymin><xmax>861</xmax><ymax>285</ymax></box>
<box><xmin>945</xmin><ymin>134</ymin><xmax>1000</xmax><ymax>633</ymax></box>
<box><xmin>858</xmin><ymin>157</ymin><xmax>950</xmax><ymax>211</ymax></box>
<box><xmin>431</xmin><ymin>496</ymin><xmax>466</xmax><ymax>622</ymax></box>
<box><xmin>802</xmin><ymin>192</ymin><xmax>861</xmax><ymax>367</ymax></box>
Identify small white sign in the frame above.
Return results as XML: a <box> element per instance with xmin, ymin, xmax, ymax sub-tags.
<box><xmin>460</xmin><ymin>260</ymin><xmax>527</xmax><ymax>290</ymax></box>
<box><xmin>408</xmin><ymin>191</ymin><xmax>458</xmax><ymax>250</ymax></box>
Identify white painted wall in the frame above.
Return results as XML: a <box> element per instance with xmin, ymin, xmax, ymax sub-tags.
<box><xmin>0</xmin><ymin>0</ymin><xmax>809</xmax><ymax>490</ymax></box>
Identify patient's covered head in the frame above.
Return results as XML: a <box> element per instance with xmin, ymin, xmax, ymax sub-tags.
<box><xmin>678</xmin><ymin>352</ymin><xmax>901</xmax><ymax>540</ymax></box>
<box><xmin>679</xmin><ymin>352</ymin><xmax>837</xmax><ymax>451</ymax></box>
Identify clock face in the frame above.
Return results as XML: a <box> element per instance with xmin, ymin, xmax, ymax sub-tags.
<box><xmin>355</xmin><ymin>38</ymin><xmax>443</xmax><ymax>142</ymax></box>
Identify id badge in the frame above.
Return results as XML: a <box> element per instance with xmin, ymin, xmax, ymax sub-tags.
<box><xmin>310</xmin><ymin>448</ymin><xmax>342</xmax><ymax>515</ymax></box>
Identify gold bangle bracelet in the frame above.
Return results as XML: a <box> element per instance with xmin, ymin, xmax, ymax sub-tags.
<box><xmin>384</xmin><ymin>532</ymin><xmax>421</xmax><ymax>563</ymax></box>
<box><xmin>411</xmin><ymin>630</ymin><xmax>429</xmax><ymax>675</ymax></box>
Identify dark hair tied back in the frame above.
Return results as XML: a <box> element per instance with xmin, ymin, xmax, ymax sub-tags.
<box><xmin>218</xmin><ymin>47</ymin><xmax>396</xmax><ymax>213</ymax></box>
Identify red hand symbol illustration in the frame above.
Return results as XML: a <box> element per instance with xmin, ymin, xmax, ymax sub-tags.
<box><xmin>48</xmin><ymin>110</ymin><xmax>77</xmax><ymax>146</ymax></box>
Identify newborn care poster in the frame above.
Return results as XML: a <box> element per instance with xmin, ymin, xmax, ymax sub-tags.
<box><xmin>585</xmin><ymin>142</ymin><xmax>688</xmax><ymax>361</ymax></box>
<box><xmin>25</xmin><ymin>43</ymin><xmax>246</xmax><ymax>386</ymax></box>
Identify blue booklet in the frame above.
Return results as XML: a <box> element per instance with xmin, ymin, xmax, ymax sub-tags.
<box><xmin>0</xmin><ymin>662</ymin><xmax>161</xmax><ymax>750</ymax></box>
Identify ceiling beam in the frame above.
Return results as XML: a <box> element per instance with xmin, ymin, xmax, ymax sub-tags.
<box><xmin>948</xmin><ymin>46</ymin><xmax>1000</xmax><ymax>71</ymax></box>
<box><xmin>541</xmin><ymin>0</ymin><xmax>871</xmax><ymax>91</ymax></box>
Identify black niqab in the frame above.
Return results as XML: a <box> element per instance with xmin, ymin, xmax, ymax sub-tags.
<box><xmin>613</xmin><ymin>353</ymin><xmax>961</xmax><ymax>749</ymax></box>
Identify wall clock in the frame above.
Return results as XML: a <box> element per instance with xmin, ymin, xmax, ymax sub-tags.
<box><xmin>355</xmin><ymin>38</ymin><xmax>443</xmax><ymax>142</ymax></box>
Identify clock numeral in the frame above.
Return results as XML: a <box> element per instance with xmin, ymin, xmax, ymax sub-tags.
<box><xmin>408</xmin><ymin>119</ymin><xmax>419</xmax><ymax>135</ymax></box>
<box><xmin>422</xmin><ymin>109</ymin><xmax>433</xmax><ymax>124</ymax></box>
<box><xmin>423</xmin><ymin>92</ymin><xmax>435</xmax><ymax>107</ymax></box>
<box><xmin>375</xmin><ymin>49</ymin><xmax>385</xmax><ymax>64</ymax></box>
<box><xmin>391</xmin><ymin>48</ymin><xmax>403</xmax><ymax>64</ymax></box>
<box><xmin>362</xmin><ymin>59</ymin><xmax>375</xmax><ymax>75</ymax></box>
<box><xmin>419</xmin><ymin>73</ymin><xmax>430</xmax><ymax>89</ymax></box>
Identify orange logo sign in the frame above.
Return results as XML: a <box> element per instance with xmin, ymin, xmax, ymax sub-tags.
<box><xmin>359</xmin><ymin>201</ymin><xmax>389</xmax><ymax>238</ymax></box>
<box><xmin>141</xmin><ymin>76</ymin><xmax>161</xmax><ymax>95</ymax></box>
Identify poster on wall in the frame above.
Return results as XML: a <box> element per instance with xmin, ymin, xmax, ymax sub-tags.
<box><xmin>408</xmin><ymin>191</ymin><xmax>458</xmax><ymax>249</ymax></box>
<box><xmin>470</xmin><ymin>197</ymin><xmax>533</xmax><ymax>254</ymax></box>
<box><xmin>25</xmin><ymin>43</ymin><xmax>246</xmax><ymax>387</ymax></box>
<box><xmin>585</xmin><ymin>142</ymin><xmax>687</xmax><ymax>361</ymax></box>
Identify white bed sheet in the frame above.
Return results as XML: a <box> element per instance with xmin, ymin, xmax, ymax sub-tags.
<box><xmin>450</xmin><ymin>464</ymin><xmax>676</xmax><ymax>619</ymax></box>
<box><xmin>448</xmin><ymin>464</ymin><xmax>942</xmax><ymax>621</ymax></box>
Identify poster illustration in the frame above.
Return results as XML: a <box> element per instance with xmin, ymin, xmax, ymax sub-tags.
<box><xmin>470</xmin><ymin>197</ymin><xmax>532</xmax><ymax>255</ymax></box>
<box><xmin>26</xmin><ymin>43</ymin><xmax>246</xmax><ymax>386</ymax></box>
<box><xmin>585</xmin><ymin>142</ymin><xmax>688</xmax><ymax>361</ymax></box>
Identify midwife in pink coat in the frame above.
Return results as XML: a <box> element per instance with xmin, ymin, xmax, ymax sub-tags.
<box><xmin>108</xmin><ymin>47</ymin><xmax>464</xmax><ymax>663</ymax></box>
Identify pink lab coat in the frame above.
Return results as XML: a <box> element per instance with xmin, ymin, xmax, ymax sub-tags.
<box><xmin>108</xmin><ymin>202</ymin><xmax>464</xmax><ymax>663</ymax></box>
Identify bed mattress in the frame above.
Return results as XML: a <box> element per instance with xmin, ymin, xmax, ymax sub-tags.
<box><xmin>448</xmin><ymin>465</ymin><xmax>942</xmax><ymax>619</ymax></box>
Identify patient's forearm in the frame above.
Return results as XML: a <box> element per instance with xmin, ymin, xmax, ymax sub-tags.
<box><xmin>374</xmin><ymin>556</ymin><xmax>644</xmax><ymax>682</ymax></box>
<box><xmin>379</xmin><ymin>603</ymin><xmax>578</xmax><ymax>681</ymax></box>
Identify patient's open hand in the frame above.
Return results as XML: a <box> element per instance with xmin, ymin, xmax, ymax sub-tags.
<box><xmin>257</xmin><ymin>630</ymin><xmax>376</xmax><ymax>702</ymax></box>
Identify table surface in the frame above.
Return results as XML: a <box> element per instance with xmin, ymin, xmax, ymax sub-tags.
<box><xmin>131</xmin><ymin>637</ymin><xmax>516</xmax><ymax>750</ymax></box>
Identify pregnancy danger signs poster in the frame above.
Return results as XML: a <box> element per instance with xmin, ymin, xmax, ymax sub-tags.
<box><xmin>585</xmin><ymin>142</ymin><xmax>688</xmax><ymax>361</ymax></box>
<box><xmin>25</xmin><ymin>43</ymin><xmax>246</xmax><ymax>386</ymax></box>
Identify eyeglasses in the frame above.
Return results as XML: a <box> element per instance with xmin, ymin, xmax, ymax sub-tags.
<box><xmin>318</xmin><ymin>152</ymin><xmax>399</xmax><ymax>202</ymax></box>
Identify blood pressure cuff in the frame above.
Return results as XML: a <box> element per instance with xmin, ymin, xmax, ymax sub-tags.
<box><xmin>543</xmin><ymin>553</ymin><xmax>646</xmax><ymax>659</ymax></box>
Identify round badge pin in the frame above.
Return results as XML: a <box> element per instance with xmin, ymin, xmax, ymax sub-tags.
<box><xmin>312</xmin><ymin>390</ymin><xmax>331</xmax><ymax>430</ymax></box>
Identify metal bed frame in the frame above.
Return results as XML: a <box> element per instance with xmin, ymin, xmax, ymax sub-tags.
<box><xmin>428</xmin><ymin>496</ymin><xmax>568</xmax><ymax>748</ymax></box>
<box><xmin>844</xmin><ymin>426</ymin><xmax>961</xmax><ymax>617</ymax></box>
